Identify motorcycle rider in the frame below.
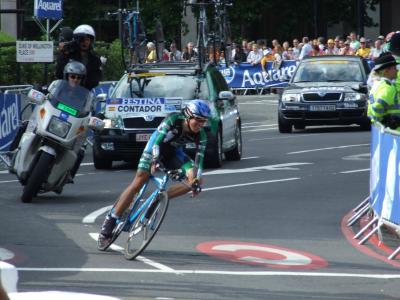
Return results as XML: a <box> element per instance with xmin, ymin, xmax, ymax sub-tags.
<box><xmin>97</xmin><ymin>99</ymin><xmax>211</xmax><ymax>250</ymax></box>
<box><xmin>55</xmin><ymin>24</ymin><xmax>102</xmax><ymax>90</ymax></box>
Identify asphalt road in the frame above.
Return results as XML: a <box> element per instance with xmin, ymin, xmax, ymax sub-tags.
<box><xmin>1</xmin><ymin>95</ymin><xmax>400</xmax><ymax>300</ymax></box>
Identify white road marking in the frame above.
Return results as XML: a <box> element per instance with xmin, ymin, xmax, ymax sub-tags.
<box><xmin>0</xmin><ymin>179</ymin><xmax>18</xmax><ymax>184</ymax></box>
<box><xmin>83</xmin><ymin>177</ymin><xmax>300</xmax><ymax>224</ymax></box>
<box><xmin>241</xmin><ymin>156</ymin><xmax>259</xmax><ymax>160</ymax></box>
<box><xmin>88</xmin><ymin>233</ymin><xmax>176</xmax><ymax>272</ymax></box>
<box><xmin>0</xmin><ymin>248</ymin><xmax>14</xmax><ymax>260</ymax></box>
<box><xmin>242</xmin><ymin>124</ymin><xmax>277</xmax><ymax>129</ymax></box>
<box><xmin>0</xmin><ymin>261</ymin><xmax>18</xmax><ymax>293</ymax></box>
<box><xmin>242</xmin><ymin>121</ymin><xmax>272</xmax><ymax>125</ymax></box>
<box><xmin>13</xmin><ymin>267</ymin><xmax>400</xmax><ymax>279</ymax></box>
<box><xmin>342</xmin><ymin>153</ymin><xmax>370</xmax><ymax>161</ymax></box>
<box><xmin>204</xmin><ymin>163</ymin><xmax>312</xmax><ymax>175</ymax></box>
<box><xmin>243</xmin><ymin>128</ymin><xmax>277</xmax><ymax>133</ymax></box>
<box><xmin>287</xmin><ymin>144</ymin><xmax>369</xmax><ymax>155</ymax></box>
<box><xmin>0</xmin><ymin>170</ymin><xmax>9</xmax><ymax>174</ymax></box>
<box><xmin>250</xmin><ymin>134</ymin><xmax>323</xmax><ymax>141</ymax></box>
<box><xmin>202</xmin><ymin>178</ymin><xmax>299</xmax><ymax>192</ymax></box>
<box><xmin>83</xmin><ymin>206</ymin><xmax>113</xmax><ymax>224</ymax></box>
<box><xmin>340</xmin><ymin>168</ymin><xmax>370</xmax><ymax>174</ymax></box>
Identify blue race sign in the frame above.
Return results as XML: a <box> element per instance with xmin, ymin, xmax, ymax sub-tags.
<box><xmin>34</xmin><ymin>0</ymin><xmax>63</xmax><ymax>20</ymax></box>
<box><xmin>0</xmin><ymin>93</ymin><xmax>20</xmax><ymax>151</ymax></box>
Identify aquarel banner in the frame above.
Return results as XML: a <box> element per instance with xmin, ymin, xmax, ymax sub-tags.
<box><xmin>370</xmin><ymin>125</ymin><xmax>400</xmax><ymax>225</ymax></box>
<box><xmin>0</xmin><ymin>93</ymin><xmax>20</xmax><ymax>151</ymax></box>
<box><xmin>218</xmin><ymin>61</ymin><xmax>298</xmax><ymax>89</ymax></box>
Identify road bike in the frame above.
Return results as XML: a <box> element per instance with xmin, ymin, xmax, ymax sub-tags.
<box><xmin>108</xmin><ymin>0</ymin><xmax>147</xmax><ymax>71</ymax></box>
<box><xmin>185</xmin><ymin>0</ymin><xmax>233</xmax><ymax>68</ymax></box>
<box><xmin>98</xmin><ymin>163</ymin><xmax>200</xmax><ymax>260</ymax></box>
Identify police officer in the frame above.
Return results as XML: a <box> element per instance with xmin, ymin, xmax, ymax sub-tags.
<box><xmin>368</xmin><ymin>53</ymin><xmax>399</xmax><ymax>129</ymax></box>
<box><xmin>55</xmin><ymin>24</ymin><xmax>102</xmax><ymax>90</ymax></box>
<box><xmin>388</xmin><ymin>32</ymin><xmax>400</xmax><ymax>93</ymax></box>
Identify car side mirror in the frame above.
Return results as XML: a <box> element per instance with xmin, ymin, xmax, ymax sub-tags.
<box><xmin>218</xmin><ymin>91</ymin><xmax>235</xmax><ymax>101</ymax></box>
<box><xmin>96</xmin><ymin>93</ymin><xmax>107</xmax><ymax>102</ymax></box>
<box><xmin>27</xmin><ymin>89</ymin><xmax>45</xmax><ymax>105</ymax></box>
<box><xmin>351</xmin><ymin>83</ymin><xmax>368</xmax><ymax>94</ymax></box>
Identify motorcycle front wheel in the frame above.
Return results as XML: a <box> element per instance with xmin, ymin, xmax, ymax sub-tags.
<box><xmin>21</xmin><ymin>151</ymin><xmax>54</xmax><ymax>203</ymax></box>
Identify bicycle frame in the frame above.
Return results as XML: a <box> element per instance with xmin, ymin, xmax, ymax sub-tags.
<box><xmin>124</xmin><ymin>173</ymin><xmax>169</xmax><ymax>230</ymax></box>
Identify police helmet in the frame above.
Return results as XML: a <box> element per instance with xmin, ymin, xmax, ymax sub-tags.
<box><xmin>63</xmin><ymin>61</ymin><xmax>87</xmax><ymax>80</ymax></box>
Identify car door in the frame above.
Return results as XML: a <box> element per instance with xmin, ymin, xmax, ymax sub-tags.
<box><xmin>209</xmin><ymin>68</ymin><xmax>237</xmax><ymax>149</ymax></box>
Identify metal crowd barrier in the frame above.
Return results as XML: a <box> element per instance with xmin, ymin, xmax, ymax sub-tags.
<box><xmin>348</xmin><ymin>122</ymin><xmax>400</xmax><ymax>260</ymax></box>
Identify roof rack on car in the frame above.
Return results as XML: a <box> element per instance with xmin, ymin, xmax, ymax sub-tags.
<box><xmin>127</xmin><ymin>62</ymin><xmax>205</xmax><ymax>76</ymax></box>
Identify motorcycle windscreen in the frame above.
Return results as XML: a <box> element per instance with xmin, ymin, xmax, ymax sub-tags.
<box><xmin>47</xmin><ymin>80</ymin><xmax>93</xmax><ymax>117</ymax></box>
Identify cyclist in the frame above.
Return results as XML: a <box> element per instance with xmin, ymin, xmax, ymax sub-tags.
<box><xmin>98</xmin><ymin>99</ymin><xmax>211</xmax><ymax>249</ymax></box>
<box><xmin>55</xmin><ymin>24</ymin><xmax>102</xmax><ymax>90</ymax></box>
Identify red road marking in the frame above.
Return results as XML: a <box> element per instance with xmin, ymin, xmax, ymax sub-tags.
<box><xmin>197</xmin><ymin>240</ymin><xmax>328</xmax><ymax>270</ymax></box>
<box><xmin>341</xmin><ymin>210</ymin><xmax>400</xmax><ymax>268</ymax></box>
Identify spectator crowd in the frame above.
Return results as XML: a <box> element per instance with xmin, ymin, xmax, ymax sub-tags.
<box><xmin>145</xmin><ymin>30</ymin><xmax>398</xmax><ymax>66</ymax></box>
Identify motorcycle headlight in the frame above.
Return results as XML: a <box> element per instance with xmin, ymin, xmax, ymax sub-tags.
<box><xmin>47</xmin><ymin>116</ymin><xmax>71</xmax><ymax>138</ymax></box>
<box><xmin>281</xmin><ymin>93</ymin><xmax>300</xmax><ymax>102</ymax></box>
<box><xmin>344</xmin><ymin>93</ymin><xmax>364</xmax><ymax>101</ymax></box>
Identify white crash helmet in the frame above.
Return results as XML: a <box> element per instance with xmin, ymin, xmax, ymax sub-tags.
<box><xmin>73</xmin><ymin>24</ymin><xmax>95</xmax><ymax>41</ymax></box>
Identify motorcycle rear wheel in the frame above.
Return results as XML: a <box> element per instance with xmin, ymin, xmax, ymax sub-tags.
<box><xmin>21</xmin><ymin>151</ymin><xmax>54</xmax><ymax>203</ymax></box>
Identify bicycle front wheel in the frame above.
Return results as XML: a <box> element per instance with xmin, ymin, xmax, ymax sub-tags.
<box><xmin>124</xmin><ymin>192</ymin><xmax>169</xmax><ymax>260</ymax></box>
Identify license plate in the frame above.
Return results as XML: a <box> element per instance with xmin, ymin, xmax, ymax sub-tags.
<box><xmin>136</xmin><ymin>133</ymin><xmax>152</xmax><ymax>142</ymax></box>
<box><xmin>309</xmin><ymin>105</ymin><xmax>336</xmax><ymax>111</ymax></box>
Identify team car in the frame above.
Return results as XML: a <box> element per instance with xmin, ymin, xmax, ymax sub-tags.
<box><xmin>93</xmin><ymin>62</ymin><xmax>242</xmax><ymax>169</ymax></box>
<box><xmin>278</xmin><ymin>55</ymin><xmax>371</xmax><ymax>133</ymax></box>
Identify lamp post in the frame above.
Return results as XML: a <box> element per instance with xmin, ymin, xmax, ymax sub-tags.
<box><xmin>357</xmin><ymin>0</ymin><xmax>364</xmax><ymax>37</ymax></box>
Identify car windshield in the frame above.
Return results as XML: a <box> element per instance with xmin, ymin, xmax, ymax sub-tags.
<box><xmin>292</xmin><ymin>60</ymin><xmax>364</xmax><ymax>83</ymax></box>
<box><xmin>47</xmin><ymin>80</ymin><xmax>93</xmax><ymax>117</ymax></box>
<box><xmin>111</xmin><ymin>74</ymin><xmax>209</xmax><ymax>100</ymax></box>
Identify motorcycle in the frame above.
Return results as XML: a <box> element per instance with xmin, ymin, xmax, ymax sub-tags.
<box><xmin>6</xmin><ymin>79</ymin><xmax>104</xmax><ymax>203</ymax></box>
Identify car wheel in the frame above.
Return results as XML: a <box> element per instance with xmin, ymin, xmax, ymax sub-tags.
<box><xmin>225</xmin><ymin>124</ymin><xmax>242</xmax><ymax>161</ymax></box>
<box><xmin>205</xmin><ymin>129</ymin><xmax>223</xmax><ymax>168</ymax></box>
<box><xmin>359</xmin><ymin>120</ymin><xmax>371</xmax><ymax>131</ymax></box>
<box><xmin>93</xmin><ymin>147</ymin><xmax>113</xmax><ymax>170</ymax></box>
<box><xmin>278</xmin><ymin>114</ymin><xmax>292</xmax><ymax>133</ymax></box>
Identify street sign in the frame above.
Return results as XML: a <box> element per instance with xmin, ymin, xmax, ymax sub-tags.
<box><xmin>34</xmin><ymin>0</ymin><xmax>63</xmax><ymax>20</ymax></box>
<box><xmin>197</xmin><ymin>241</ymin><xmax>328</xmax><ymax>270</ymax></box>
<box><xmin>16</xmin><ymin>41</ymin><xmax>54</xmax><ymax>63</ymax></box>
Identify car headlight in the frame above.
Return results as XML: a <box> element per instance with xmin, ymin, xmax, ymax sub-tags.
<box><xmin>47</xmin><ymin>116</ymin><xmax>71</xmax><ymax>138</ymax></box>
<box><xmin>344</xmin><ymin>93</ymin><xmax>364</xmax><ymax>101</ymax></box>
<box><xmin>281</xmin><ymin>93</ymin><xmax>300</xmax><ymax>102</ymax></box>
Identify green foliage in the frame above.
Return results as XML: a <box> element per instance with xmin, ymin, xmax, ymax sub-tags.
<box><xmin>94</xmin><ymin>40</ymin><xmax>124</xmax><ymax>81</ymax></box>
<box><xmin>0</xmin><ymin>31</ymin><xmax>16</xmax><ymax>42</ymax></box>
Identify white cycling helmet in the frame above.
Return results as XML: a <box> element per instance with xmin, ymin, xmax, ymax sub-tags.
<box><xmin>73</xmin><ymin>24</ymin><xmax>95</xmax><ymax>40</ymax></box>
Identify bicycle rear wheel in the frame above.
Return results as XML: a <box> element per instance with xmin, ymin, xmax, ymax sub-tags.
<box><xmin>124</xmin><ymin>192</ymin><xmax>169</xmax><ymax>260</ymax></box>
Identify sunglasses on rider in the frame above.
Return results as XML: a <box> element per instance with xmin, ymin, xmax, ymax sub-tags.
<box><xmin>69</xmin><ymin>74</ymin><xmax>82</xmax><ymax>80</ymax></box>
<box><xmin>194</xmin><ymin>117</ymin><xmax>207</xmax><ymax>123</ymax></box>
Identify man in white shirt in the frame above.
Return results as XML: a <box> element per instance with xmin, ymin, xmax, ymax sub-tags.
<box><xmin>246</xmin><ymin>43</ymin><xmax>263</xmax><ymax>65</ymax></box>
<box><xmin>299</xmin><ymin>37</ymin><xmax>312</xmax><ymax>60</ymax></box>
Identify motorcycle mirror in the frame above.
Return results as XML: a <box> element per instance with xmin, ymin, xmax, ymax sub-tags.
<box><xmin>96</xmin><ymin>93</ymin><xmax>107</xmax><ymax>102</ymax></box>
<box><xmin>27</xmin><ymin>89</ymin><xmax>45</xmax><ymax>105</ymax></box>
<box><xmin>88</xmin><ymin>116</ymin><xmax>105</xmax><ymax>131</ymax></box>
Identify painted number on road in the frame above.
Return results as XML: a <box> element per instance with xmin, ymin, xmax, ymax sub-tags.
<box><xmin>197</xmin><ymin>241</ymin><xmax>328</xmax><ymax>270</ymax></box>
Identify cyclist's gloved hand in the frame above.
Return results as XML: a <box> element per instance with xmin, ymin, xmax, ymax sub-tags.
<box><xmin>191</xmin><ymin>178</ymin><xmax>202</xmax><ymax>197</ymax></box>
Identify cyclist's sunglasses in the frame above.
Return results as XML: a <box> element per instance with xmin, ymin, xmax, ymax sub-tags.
<box><xmin>193</xmin><ymin>117</ymin><xmax>207</xmax><ymax>123</ymax></box>
<box><xmin>69</xmin><ymin>74</ymin><xmax>82</xmax><ymax>80</ymax></box>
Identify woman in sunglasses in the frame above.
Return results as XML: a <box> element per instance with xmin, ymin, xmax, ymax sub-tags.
<box><xmin>98</xmin><ymin>99</ymin><xmax>211</xmax><ymax>250</ymax></box>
